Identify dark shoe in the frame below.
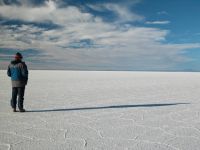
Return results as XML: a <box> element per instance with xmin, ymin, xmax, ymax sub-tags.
<box><xmin>19</xmin><ymin>109</ymin><xmax>25</xmax><ymax>112</ymax></box>
<box><xmin>13</xmin><ymin>108</ymin><xmax>17</xmax><ymax>112</ymax></box>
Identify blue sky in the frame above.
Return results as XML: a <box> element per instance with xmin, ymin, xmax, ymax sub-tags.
<box><xmin>0</xmin><ymin>0</ymin><xmax>200</xmax><ymax>71</ymax></box>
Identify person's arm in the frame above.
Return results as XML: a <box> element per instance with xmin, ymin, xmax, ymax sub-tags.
<box><xmin>21</xmin><ymin>62</ymin><xmax>29</xmax><ymax>84</ymax></box>
<box><xmin>7</xmin><ymin>65</ymin><xmax>11</xmax><ymax>77</ymax></box>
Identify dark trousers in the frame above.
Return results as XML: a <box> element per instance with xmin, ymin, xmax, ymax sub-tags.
<box><xmin>11</xmin><ymin>87</ymin><xmax>25</xmax><ymax>110</ymax></box>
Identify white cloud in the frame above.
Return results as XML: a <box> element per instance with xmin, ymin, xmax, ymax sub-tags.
<box><xmin>146</xmin><ymin>20</ymin><xmax>170</xmax><ymax>25</ymax></box>
<box><xmin>0</xmin><ymin>1</ymin><xmax>93</xmax><ymax>25</ymax></box>
<box><xmin>88</xmin><ymin>3</ymin><xmax>144</xmax><ymax>23</ymax></box>
<box><xmin>0</xmin><ymin>1</ymin><xmax>200</xmax><ymax>70</ymax></box>
<box><xmin>157</xmin><ymin>11</ymin><xmax>168</xmax><ymax>15</ymax></box>
<box><xmin>0</xmin><ymin>1</ymin><xmax>53</xmax><ymax>22</ymax></box>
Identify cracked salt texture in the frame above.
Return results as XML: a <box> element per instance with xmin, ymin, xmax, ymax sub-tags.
<box><xmin>1</xmin><ymin>70</ymin><xmax>200</xmax><ymax>150</ymax></box>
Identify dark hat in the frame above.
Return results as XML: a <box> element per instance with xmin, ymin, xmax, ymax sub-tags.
<box><xmin>15</xmin><ymin>52</ymin><xmax>23</xmax><ymax>59</ymax></box>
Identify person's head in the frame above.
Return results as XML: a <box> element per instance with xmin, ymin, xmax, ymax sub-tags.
<box><xmin>14</xmin><ymin>52</ymin><xmax>23</xmax><ymax>60</ymax></box>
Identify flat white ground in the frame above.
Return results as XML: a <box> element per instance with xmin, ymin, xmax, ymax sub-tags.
<box><xmin>1</xmin><ymin>70</ymin><xmax>200</xmax><ymax>150</ymax></box>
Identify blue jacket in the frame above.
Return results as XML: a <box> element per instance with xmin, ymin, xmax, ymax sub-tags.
<box><xmin>7</xmin><ymin>60</ymin><xmax>28</xmax><ymax>87</ymax></box>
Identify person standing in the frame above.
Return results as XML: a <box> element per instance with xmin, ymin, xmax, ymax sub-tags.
<box><xmin>7</xmin><ymin>52</ymin><xmax>28</xmax><ymax>112</ymax></box>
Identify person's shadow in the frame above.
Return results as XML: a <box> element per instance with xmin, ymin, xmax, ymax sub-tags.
<box><xmin>27</xmin><ymin>102</ymin><xmax>189</xmax><ymax>113</ymax></box>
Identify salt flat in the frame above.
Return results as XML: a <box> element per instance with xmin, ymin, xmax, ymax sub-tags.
<box><xmin>1</xmin><ymin>70</ymin><xmax>200</xmax><ymax>150</ymax></box>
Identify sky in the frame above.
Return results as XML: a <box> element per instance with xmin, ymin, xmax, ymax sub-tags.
<box><xmin>0</xmin><ymin>0</ymin><xmax>200</xmax><ymax>71</ymax></box>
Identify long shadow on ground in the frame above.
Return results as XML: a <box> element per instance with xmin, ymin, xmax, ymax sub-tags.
<box><xmin>27</xmin><ymin>103</ymin><xmax>189</xmax><ymax>113</ymax></box>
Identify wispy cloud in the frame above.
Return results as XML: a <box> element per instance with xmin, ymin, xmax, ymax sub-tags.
<box><xmin>146</xmin><ymin>20</ymin><xmax>170</xmax><ymax>25</ymax></box>
<box><xmin>157</xmin><ymin>11</ymin><xmax>168</xmax><ymax>15</ymax></box>
<box><xmin>88</xmin><ymin>3</ymin><xmax>144</xmax><ymax>23</ymax></box>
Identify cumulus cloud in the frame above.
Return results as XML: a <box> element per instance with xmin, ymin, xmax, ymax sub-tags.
<box><xmin>0</xmin><ymin>0</ymin><xmax>200</xmax><ymax>70</ymax></box>
<box><xmin>0</xmin><ymin>1</ymin><xmax>91</xmax><ymax>25</ymax></box>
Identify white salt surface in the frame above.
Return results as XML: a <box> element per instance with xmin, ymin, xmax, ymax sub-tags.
<box><xmin>1</xmin><ymin>70</ymin><xmax>200</xmax><ymax>150</ymax></box>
